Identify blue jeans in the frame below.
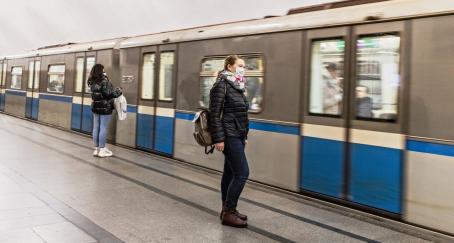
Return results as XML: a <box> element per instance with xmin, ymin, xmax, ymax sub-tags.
<box><xmin>221</xmin><ymin>137</ymin><xmax>249</xmax><ymax>210</ymax></box>
<box><xmin>92</xmin><ymin>113</ymin><xmax>112</xmax><ymax>148</ymax></box>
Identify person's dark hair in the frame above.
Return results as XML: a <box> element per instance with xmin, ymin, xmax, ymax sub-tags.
<box><xmin>87</xmin><ymin>64</ymin><xmax>104</xmax><ymax>86</ymax></box>
<box><xmin>325</xmin><ymin>62</ymin><xmax>337</xmax><ymax>72</ymax></box>
<box><xmin>224</xmin><ymin>55</ymin><xmax>241</xmax><ymax>70</ymax></box>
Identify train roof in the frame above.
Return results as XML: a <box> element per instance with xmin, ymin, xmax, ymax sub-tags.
<box><xmin>1</xmin><ymin>37</ymin><xmax>125</xmax><ymax>60</ymax></box>
<box><xmin>119</xmin><ymin>0</ymin><xmax>454</xmax><ymax>48</ymax></box>
<box><xmin>2</xmin><ymin>0</ymin><xmax>454</xmax><ymax>59</ymax></box>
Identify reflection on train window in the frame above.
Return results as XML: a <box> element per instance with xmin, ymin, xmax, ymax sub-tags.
<box><xmin>0</xmin><ymin>62</ymin><xmax>3</xmax><ymax>86</ymax></box>
<box><xmin>75</xmin><ymin>58</ymin><xmax>84</xmax><ymax>93</ymax></box>
<box><xmin>34</xmin><ymin>61</ymin><xmax>41</xmax><ymax>89</ymax></box>
<box><xmin>28</xmin><ymin>62</ymin><xmax>35</xmax><ymax>89</ymax></box>
<box><xmin>47</xmin><ymin>65</ymin><xmax>65</xmax><ymax>93</ymax></box>
<box><xmin>84</xmin><ymin>57</ymin><xmax>95</xmax><ymax>93</ymax></box>
<box><xmin>11</xmin><ymin>67</ymin><xmax>23</xmax><ymax>89</ymax></box>
<box><xmin>2</xmin><ymin>63</ymin><xmax>7</xmax><ymax>86</ymax></box>
<box><xmin>199</xmin><ymin>55</ymin><xmax>265</xmax><ymax>112</ymax></box>
<box><xmin>309</xmin><ymin>39</ymin><xmax>345</xmax><ymax>116</ymax></box>
<box><xmin>201</xmin><ymin>58</ymin><xmax>224</xmax><ymax>72</ymax></box>
<box><xmin>159</xmin><ymin>52</ymin><xmax>174</xmax><ymax>101</ymax></box>
<box><xmin>356</xmin><ymin>35</ymin><xmax>400</xmax><ymax>121</ymax></box>
<box><xmin>199</xmin><ymin>57</ymin><xmax>224</xmax><ymax>108</ymax></box>
<box><xmin>141</xmin><ymin>53</ymin><xmax>155</xmax><ymax>99</ymax></box>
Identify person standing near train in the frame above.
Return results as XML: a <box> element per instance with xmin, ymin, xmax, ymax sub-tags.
<box><xmin>322</xmin><ymin>63</ymin><xmax>343</xmax><ymax>115</ymax></box>
<box><xmin>88</xmin><ymin>64</ymin><xmax>122</xmax><ymax>158</ymax></box>
<box><xmin>209</xmin><ymin>55</ymin><xmax>250</xmax><ymax>228</ymax></box>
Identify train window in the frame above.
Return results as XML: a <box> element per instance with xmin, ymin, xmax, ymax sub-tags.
<box><xmin>11</xmin><ymin>67</ymin><xmax>23</xmax><ymax>89</ymax></box>
<box><xmin>28</xmin><ymin>62</ymin><xmax>35</xmax><ymax>89</ymax></box>
<box><xmin>158</xmin><ymin>52</ymin><xmax>174</xmax><ymax>101</ymax></box>
<box><xmin>84</xmin><ymin>57</ymin><xmax>95</xmax><ymax>93</ymax></box>
<box><xmin>201</xmin><ymin>58</ymin><xmax>224</xmax><ymax>72</ymax></box>
<box><xmin>141</xmin><ymin>53</ymin><xmax>155</xmax><ymax>99</ymax></box>
<box><xmin>199</xmin><ymin>58</ymin><xmax>224</xmax><ymax>107</ymax></box>
<box><xmin>2</xmin><ymin>63</ymin><xmax>7</xmax><ymax>86</ymax></box>
<box><xmin>34</xmin><ymin>61</ymin><xmax>41</xmax><ymax>89</ymax></box>
<box><xmin>199</xmin><ymin>55</ymin><xmax>265</xmax><ymax>112</ymax></box>
<box><xmin>244</xmin><ymin>56</ymin><xmax>264</xmax><ymax>112</ymax></box>
<box><xmin>75</xmin><ymin>58</ymin><xmax>84</xmax><ymax>93</ymax></box>
<box><xmin>355</xmin><ymin>34</ymin><xmax>400</xmax><ymax>121</ymax></box>
<box><xmin>47</xmin><ymin>65</ymin><xmax>65</xmax><ymax>93</ymax></box>
<box><xmin>309</xmin><ymin>39</ymin><xmax>345</xmax><ymax>116</ymax></box>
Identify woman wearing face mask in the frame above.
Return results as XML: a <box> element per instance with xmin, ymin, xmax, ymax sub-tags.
<box><xmin>209</xmin><ymin>55</ymin><xmax>249</xmax><ymax>228</ymax></box>
<box><xmin>87</xmin><ymin>64</ymin><xmax>122</xmax><ymax>158</ymax></box>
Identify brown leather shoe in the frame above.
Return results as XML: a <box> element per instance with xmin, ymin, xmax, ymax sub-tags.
<box><xmin>221</xmin><ymin>209</ymin><xmax>248</xmax><ymax>228</ymax></box>
<box><xmin>233</xmin><ymin>209</ymin><xmax>247</xmax><ymax>221</ymax></box>
<box><xmin>221</xmin><ymin>203</ymin><xmax>247</xmax><ymax>221</ymax></box>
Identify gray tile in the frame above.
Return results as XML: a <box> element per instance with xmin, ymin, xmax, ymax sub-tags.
<box><xmin>0</xmin><ymin>212</ymin><xmax>66</xmax><ymax>231</ymax></box>
<box><xmin>0</xmin><ymin>193</ymin><xmax>46</xmax><ymax>210</ymax></box>
<box><xmin>0</xmin><ymin>206</ymin><xmax>55</xmax><ymax>221</ymax></box>
<box><xmin>0</xmin><ymin>228</ymin><xmax>45</xmax><ymax>243</ymax></box>
<box><xmin>33</xmin><ymin>222</ymin><xmax>97</xmax><ymax>243</ymax></box>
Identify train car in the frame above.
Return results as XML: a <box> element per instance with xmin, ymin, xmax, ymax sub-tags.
<box><xmin>2</xmin><ymin>0</ymin><xmax>454</xmax><ymax>236</ymax></box>
<box><xmin>1</xmin><ymin>39</ymin><xmax>124</xmax><ymax>138</ymax></box>
<box><xmin>115</xmin><ymin>0</ymin><xmax>454</xmax><ymax>235</ymax></box>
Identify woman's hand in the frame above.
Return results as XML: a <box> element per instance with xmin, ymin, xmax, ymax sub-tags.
<box><xmin>215</xmin><ymin>142</ymin><xmax>224</xmax><ymax>152</ymax></box>
<box><xmin>245</xmin><ymin>140</ymin><xmax>248</xmax><ymax>146</ymax></box>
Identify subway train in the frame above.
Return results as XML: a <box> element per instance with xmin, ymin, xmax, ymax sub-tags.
<box><xmin>1</xmin><ymin>0</ymin><xmax>454</xmax><ymax>236</ymax></box>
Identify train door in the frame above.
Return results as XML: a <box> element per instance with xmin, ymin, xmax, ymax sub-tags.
<box><xmin>301</xmin><ymin>26</ymin><xmax>351</xmax><ymax>201</ymax></box>
<box><xmin>346</xmin><ymin>22</ymin><xmax>406</xmax><ymax>214</ymax></box>
<box><xmin>71</xmin><ymin>53</ymin><xmax>96</xmax><ymax>133</ymax></box>
<box><xmin>25</xmin><ymin>58</ymin><xmax>41</xmax><ymax>120</ymax></box>
<box><xmin>136</xmin><ymin>44</ymin><xmax>176</xmax><ymax>156</ymax></box>
<box><xmin>301</xmin><ymin>22</ymin><xmax>406</xmax><ymax>214</ymax></box>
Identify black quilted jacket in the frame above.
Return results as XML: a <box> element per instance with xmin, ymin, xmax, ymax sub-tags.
<box><xmin>89</xmin><ymin>76</ymin><xmax>122</xmax><ymax>115</ymax></box>
<box><xmin>208</xmin><ymin>73</ymin><xmax>249</xmax><ymax>144</ymax></box>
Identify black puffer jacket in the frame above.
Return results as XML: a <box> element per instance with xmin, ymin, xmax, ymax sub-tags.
<box><xmin>89</xmin><ymin>76</ymin><xmax>122</xmax><ymax>115</ymax></box>
<box><xmin>208</xmin><ymin>73</ymin><xmax>249</xmax><ymax>144</ymax></box>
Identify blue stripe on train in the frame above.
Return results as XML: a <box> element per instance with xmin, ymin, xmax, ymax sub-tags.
<box><xmin>175</xmin><ymin>112</ymin><xmax>195</xmax><ymax>121</ymax></box>
<box><xmin>407</xmin><ymin>139</ymin><xmax>454</xmax><ymax>157</ymax></box>
<box><xmin>154</xmin><ymin>116</ymin><xmax>174</xmax><ymax>155</ymax></box>
<box><xmin>25</xmin><ymin>97</ymin><xmax>32</xmax><ymax>118</ymax></box>
<box><xmin>348</xmin><ymin>143</ymin><xmax>402</xmax><ymax>214</ymax></box>
<box><xmin>301</xmin><ymin>136</ymin><xmax>344</xmax><ymax>198</ymax></box>
<box><xmin>25</xmin><ymin>97</ymin><xmax>39</xmax><ymax>119</ymax></box>
<box><xmin>136</xmin><ymin>113</ymin><xmax>154</xmax><ymax>150</ymax></box>
<box><xmin>0</xmin><ymin>93</ymin><xmax>5</xmax><ymax>111</ymax></box>
<box><xmin>5</xmin><ymin>89</ymin><xmax>26</xmax><ymax>96</ymax></box>
<box><xmin>81</xmin><ymin>105</ymin><xmax>93</xmax><ymax>134</ymax></box>
<box><xmin>71</xmin><ymin>103</ymin><xmax>82</xmax><ymax>130</ymax></box>
<box><xmin>127</xmin><ymin>105</ymin><xmax>137</xmax><ymax>113</ymax></box>
<box><xmin>31</xmin><ymin>98</ymin><xmax>39</xmax><ymax>119</ymax></box>
<box><xmin>39</xmin><ymin>93</ymin><xmax>72</xmax><ymax>103</ymax></box>
<box><xmin>174</xmin><ymin>111</ymin><xmax>299</xmax><ymax>135</ymax></box>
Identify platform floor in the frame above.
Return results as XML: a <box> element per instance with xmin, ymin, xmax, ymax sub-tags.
<box><xmin>0</xmin><ymin>114</ymin><xmax>439</xmax><ymax>243</ymax></box>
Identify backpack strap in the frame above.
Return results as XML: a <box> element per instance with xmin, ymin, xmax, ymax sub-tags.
<box><xmin>205</xmin><ymin>145</ymin><xmax>215</xmax><ymax>154</ymax></box>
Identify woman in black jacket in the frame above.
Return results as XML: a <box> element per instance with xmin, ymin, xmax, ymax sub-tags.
<box><xmin>87</xmin><ymin>64</ymin><xmax>122</xmax><ymax>158</ymax></box>
<box><xmin>209</xmin><ymin>55</ymin><xmax>250</xmax><ymax>228</ymax></box>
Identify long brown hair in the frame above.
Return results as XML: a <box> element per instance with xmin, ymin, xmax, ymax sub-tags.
<box><xmin>224</xmin><ymin>55</ymin><xmax>241</xmax><ymax>70</ymax></box>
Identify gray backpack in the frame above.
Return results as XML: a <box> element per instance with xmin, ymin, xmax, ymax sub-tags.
<box><xmin>193</xmin><ymin>108</ymin><xmax>215</xmax><ymax>154</ymax></box>
<box><xmin>193</xmin><ymin>81</ymin><xmax>226</xmax><ymax>154</ymax></box>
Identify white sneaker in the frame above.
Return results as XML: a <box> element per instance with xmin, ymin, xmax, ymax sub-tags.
<box><xmin>98</xmin><ymin>147</ymin><xmax>113</xmax><ymax>158</ymax></box>
<box><xmin>93</xmin><ymin>147</ymin><xmax>99</xmax><ymax>157</ymax></box>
